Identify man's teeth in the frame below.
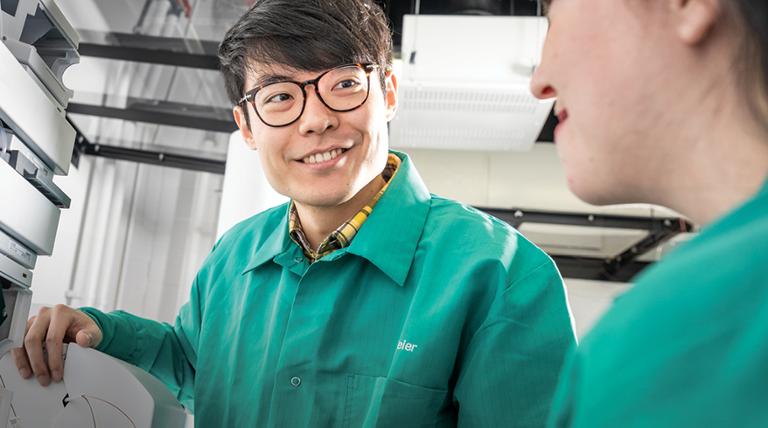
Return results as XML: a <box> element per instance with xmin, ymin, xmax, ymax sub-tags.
<box><xmin>303</xmin><ymin>148</ymin><xmax>344</xmax><ymax>164</ymax></box>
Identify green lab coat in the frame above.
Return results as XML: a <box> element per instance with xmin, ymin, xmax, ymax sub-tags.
<box><xmin>82</xmin><ymin>151</ymin><xmax>575</xmax><ymax>427</ymax></box>
<box><xmin>548</xmin><ymin>178</ymin><xmax>768</xmax><ymax>428</ymax></box>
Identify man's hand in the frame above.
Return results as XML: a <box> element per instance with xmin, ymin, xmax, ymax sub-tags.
<box><xmin>12</xmin><ymin>305</ymin><xmax>103</xmax><ymax>386</ymax></box>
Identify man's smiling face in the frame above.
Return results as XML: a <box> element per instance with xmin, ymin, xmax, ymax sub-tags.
<box><xmin>234</xmin><ymin>63</ymin><xmax>398</xmax><ymax>208</ymax></box>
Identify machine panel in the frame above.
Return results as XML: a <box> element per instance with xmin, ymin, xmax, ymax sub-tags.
<box><xmin>0</xmin><ymin>160</ymin><xmax>60</xmax><ymax>255</ymax></box>
<box><xmin>0</xmin><ymin>42</ymin><xmax>75</xmax><ymax>175</ymax></box>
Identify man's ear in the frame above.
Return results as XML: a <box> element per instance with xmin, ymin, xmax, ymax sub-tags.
<box><xmin>383</xmin><ymin>71</ymin><xmax>398</xmax><ymax>122</ymax></box>
<box><xmin>233</xmin><ymin>104</ymin><xmax>258</xmax><ymax>150</ymax></box>
<box><xmin>669</xmin><ymin>0</ymin><xmax>721</xmax><ymax>45</ymax></box>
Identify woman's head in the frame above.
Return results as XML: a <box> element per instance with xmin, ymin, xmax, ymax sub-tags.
<box><xmin>531</xmin><ymin>0</ymin><xmax>768</xmax><ymax>208</ymax></box>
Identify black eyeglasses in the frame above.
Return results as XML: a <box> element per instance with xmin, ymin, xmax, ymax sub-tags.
<box><xmin>239</xmin><ymin>63</ymin><xmax>378</xmax><ymax>127</ymax></box>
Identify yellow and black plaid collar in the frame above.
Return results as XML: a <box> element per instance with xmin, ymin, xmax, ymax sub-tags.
<box><xmin>289</xmin><ymin>153</ymin><xmax>401</xmax><ymax>263</ymax></box>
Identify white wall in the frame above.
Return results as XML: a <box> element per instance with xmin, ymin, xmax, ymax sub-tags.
<box><xmin>405</xmin><ymin>144</ymin><xmax>680</xmax><ymax>216</ymax></box>
<box><xmin>216</xmin><ymin>133</ymin><xmax>288</xmax><ymax>238</ymax></box>
<box><xmin>566</xmin><ymin>279</ymin><xmax>630</xmax><ymax>338</ymax></box>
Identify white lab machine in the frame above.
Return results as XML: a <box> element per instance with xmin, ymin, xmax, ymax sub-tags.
<box><xmin>0</xmin><ymin>1</ymin><xmax>186</xmax><ymax>426</ymax></box>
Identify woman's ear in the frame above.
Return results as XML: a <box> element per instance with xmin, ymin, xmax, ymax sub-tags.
<box><xmin>669</xmin><ymin>0</ymin><xmax>721</xmax><ymax>45</ymax></box>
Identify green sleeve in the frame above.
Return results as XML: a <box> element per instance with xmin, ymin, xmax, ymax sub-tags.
<box><xmin>79</xmin><ymin>277</ymin><xmax>203</xmax><ymax>412</ymax></box>
<box><xmin>454</xmin><ymin>261</ymin><xmax>577</xmax><ymax>427</ymax></box>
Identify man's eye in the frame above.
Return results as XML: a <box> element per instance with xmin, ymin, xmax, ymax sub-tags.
<box><xmin>335</xmin><ymin>79</ymin><xmax>360</xmax><ymax>90</ymax></box>
<box><xmin>265</xmin><ymin>93</ymin><xmax>293</xmax><ymax>104</ymax></box>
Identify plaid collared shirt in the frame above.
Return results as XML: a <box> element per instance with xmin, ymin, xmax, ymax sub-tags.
<box><xmin>288</xmin><ymin>153</ymin><xmax>401</xmax><ymax>263</ymax></box>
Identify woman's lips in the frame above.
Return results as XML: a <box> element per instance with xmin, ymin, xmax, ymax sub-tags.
<box><xmin>554</xmin><ymin>109</ymin><xmax>568</xmax><ymax>142</ymax></box>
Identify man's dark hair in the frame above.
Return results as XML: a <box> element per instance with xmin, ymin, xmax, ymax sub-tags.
<box><xmin>218</xmin><ymin>0</ymin><xmax>393</xmax><ymax>106</ymax></box>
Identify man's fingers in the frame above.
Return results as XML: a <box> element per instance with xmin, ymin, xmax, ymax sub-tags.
<box><xmin>23</xmin><ymin>309</ymin><xmax>51</xmax><ymax>386</ymax></box>
<box><xmin>45</xmin><ymin>305</ymin><xmax>69</xmax><ymax>382</ymax></box>
<box><xmin>71</xmin><ymin>311</ymin><xmax>102</xmax><ymax>348</ymax></box>
<box><xmin>24</xmin><ymin>316</ymin><xmax>36</xmax><ymax>335</ymax></box>
<box><xmin>11</xmin><ymin>348</ymin><xmax>32</xmax><ymax>379</ymax></box>
<box><xmin>19</xmin><ymin>306</ymin><xmax>103</xmax><ymax>386</ymax></box>
<box><xmin>16</xmin><ymin>315</ymin><xmax>37</xmax><ymax>378</ymax></box>
<box><xmin>74</xmin><ymin>329</ymin><xmax>95</xmax><ymax>348</ymax></box>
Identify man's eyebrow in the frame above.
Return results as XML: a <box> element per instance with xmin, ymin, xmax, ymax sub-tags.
<box><xmin>252</xmin><ymin>74</ymin><xmax>295</xmax><ymax>88</ymax></box>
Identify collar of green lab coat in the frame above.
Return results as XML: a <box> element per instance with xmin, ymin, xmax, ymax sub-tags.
<box><xmin>241</xmin><ymin>150</ymin><xmax>431</xmax><ymax>286</ymax></box>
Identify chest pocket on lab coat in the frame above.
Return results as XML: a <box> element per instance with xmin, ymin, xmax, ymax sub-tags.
<box><xmin>343</xmin><ymin>374</ymin><xmax>453</xmax><ymax>427</ymax></box>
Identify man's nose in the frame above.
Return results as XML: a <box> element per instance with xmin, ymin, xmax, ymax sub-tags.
<box><xmin>298</xmin><ymin>87</ymin><xmax>338</xmax><ymax>135</ymax></box>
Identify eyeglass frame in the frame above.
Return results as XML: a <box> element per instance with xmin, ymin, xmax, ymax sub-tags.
<box><xmin>238</xmin><ymin>63</ymin><xmax>380</xmax><ymax>128</ymax></box>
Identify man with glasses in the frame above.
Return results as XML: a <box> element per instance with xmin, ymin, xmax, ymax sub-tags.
<box><xmin>14</xmin><ymin>0</ymin><xmax>575</xmax><ymax>426</ymax></box>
